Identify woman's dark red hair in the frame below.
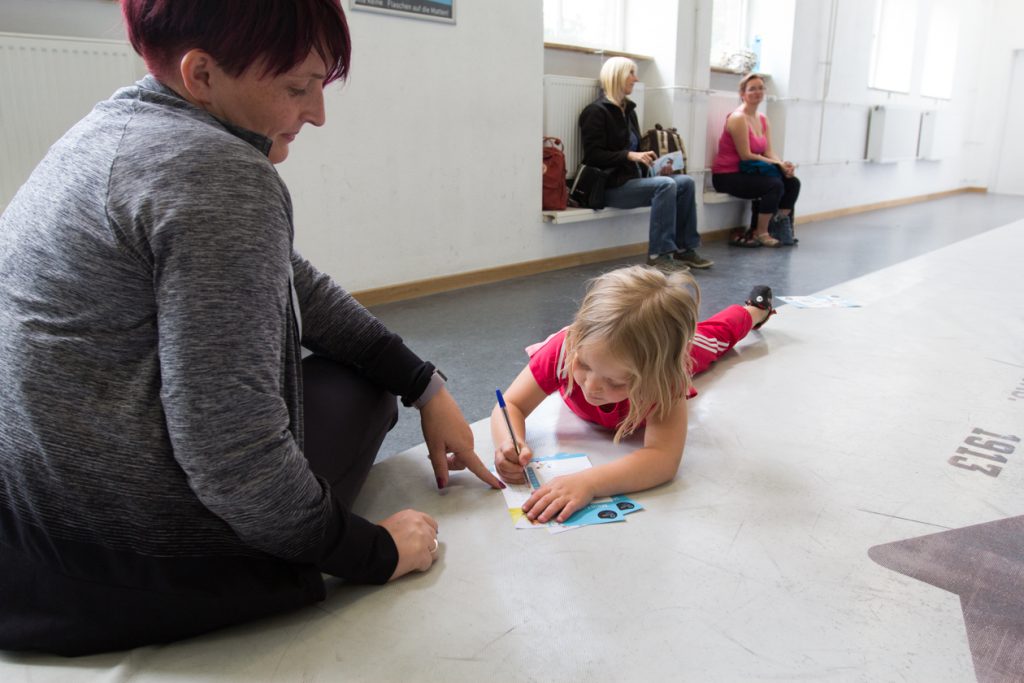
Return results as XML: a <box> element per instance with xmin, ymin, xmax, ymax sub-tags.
<box><xmin>122</xmin><ymin>0</ymin><xmax>351</xmax><ymax>84</ymax></box>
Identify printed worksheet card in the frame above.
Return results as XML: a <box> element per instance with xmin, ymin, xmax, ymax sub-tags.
<box><xmin>777</xmin><ymin>294</ymin><xmax>862</xmax><ymax>308</ymax></box>
<box><xmin>496</xmin><ymin>452</ymin><xmax>644</xmax><ymax>533</ymax></box>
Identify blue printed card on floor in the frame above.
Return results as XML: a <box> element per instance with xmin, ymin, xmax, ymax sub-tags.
<box><xmin>496</xmin><ymin>452</ymin><xmax>644</xmax><ymax>533</ymax></box>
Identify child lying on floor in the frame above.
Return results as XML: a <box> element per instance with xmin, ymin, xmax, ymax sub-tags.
<box><xmin>490</xmin><ymin>265</ymin><xmax>775</xmax><ymax>524</ymax></box>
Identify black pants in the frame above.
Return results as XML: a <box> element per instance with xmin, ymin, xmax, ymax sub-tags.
<box><xmin>301</xmin><ymin>355</ymin><xmax>398</xmax><ymax>509</ymax></box>
<box><xmin>712</xmin><ymin>172</ymin><xmax>801</xmax><ymax>215</ymax></box>
<box><xmin>0</xmin><ymin>357</ymin><xmax>397</xmax><ymax>656</ymax></box>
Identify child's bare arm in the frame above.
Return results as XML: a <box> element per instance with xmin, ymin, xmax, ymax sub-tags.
<box><xmin>490</xmin><ymin>365</ymin><xmax>548</xmax><ymax>483</ymax></box>
<box><xmin>523</xmin><ymin>399</ymin><xmax>688</xmax><ymax>523</ymax></box>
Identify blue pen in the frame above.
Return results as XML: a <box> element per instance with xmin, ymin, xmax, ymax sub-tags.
<box><xmin>495</xmin><ymin>388</ymin><xmax>521</xmax><ymax>458</ymax></box>
<box><xmin>496</xmin><ymin>388</ymin><xmax>531</xmax><ymax>487</ymax></box>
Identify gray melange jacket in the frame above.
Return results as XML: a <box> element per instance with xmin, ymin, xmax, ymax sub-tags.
<box><xmin>0</xmin><ymin>77</ymin><xmax>421</xmax><ymax>591</ymax></box>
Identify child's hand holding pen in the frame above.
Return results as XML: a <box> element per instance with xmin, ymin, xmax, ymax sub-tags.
<box><xmin>493</xmin><ymin>436</ymin><xmax>533</xmax><ymax>484</ymax></box>
<box><xmin>493</xmin><ymin>388</ymin><xmax>533</xmax><ymax>484</ymax></box>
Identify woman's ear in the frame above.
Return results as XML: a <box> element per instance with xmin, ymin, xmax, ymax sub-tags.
<box><xmin>179</xmin><ymin>49</ymin><xmax>218</xmax><ymax>106</ymax></box>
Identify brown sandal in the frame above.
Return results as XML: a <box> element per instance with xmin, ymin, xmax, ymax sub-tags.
<box><xmin>728</xmin><ymin>228</ymin><xmax>761</xmax><ymax>248</ymax></box>
<box><xmin>754</xmin><ymin>233</ymin><xmax>781</xmax><ymax>248</ymax></box>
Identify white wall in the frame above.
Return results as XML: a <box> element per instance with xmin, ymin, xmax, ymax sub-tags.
<box><xmin>547</xmin><ymin>0</ymin><xmax>994</xmax><ymax>228</ymax></box>
<box><xmin>1</xmin><ymin>0</ymin><xmax>1017</xmax><ymax>294</ymax></box>
<box><xmin>973</xmin><ymin>0</ymin><xmax>1024</xmax><ymax>192</ymax></box>
<box><xmin>278</xmin><ymin>2</ymin><xmax>546</xmax><ymax>291</ymax></box>
<box><xmin>1</xmin><ymin>1</ymin><xmax>550</xmax><ymax>293</ymax></box>
<box><xmin>0</xmin><ymin>0</ymin><xmax>124</xmax><ymax>39</ymax></box>
<box><xmin>740</xmin><ymin>0</ymin><xmax>966</xmax><ymax>215</ymax></box>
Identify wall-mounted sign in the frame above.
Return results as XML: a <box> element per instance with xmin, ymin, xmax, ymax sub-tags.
<box><xmin>351</xmin><ymin>0</ymin><xmax>454</xmax><ymax>25</ymax></box>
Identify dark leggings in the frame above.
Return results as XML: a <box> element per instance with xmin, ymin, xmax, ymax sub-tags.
<box><xmin>0</xmin><ymin>356</ymin><xmax>398</xmax><ymax>656</ymax></box>
<box><xmin>712</xmin><ymin>173</ymin><xmax>801</xmax><ymax>215</ymax></box>
<box><xmin>301</xmin><ymin>354</ymin><xmax>398</xmax><ymax>509</ymax></box>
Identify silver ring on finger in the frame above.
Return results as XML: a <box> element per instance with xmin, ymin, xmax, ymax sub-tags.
<box><xmin>430</xmin><ymin>538</ymin><xmax>439</xmax><ymax>553</ymax></box>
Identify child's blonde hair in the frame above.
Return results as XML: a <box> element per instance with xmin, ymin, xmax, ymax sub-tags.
<box><xmin>561</xmin><ymin>265</ymin><xmax>700</xmax><ymax>442</ymax></box>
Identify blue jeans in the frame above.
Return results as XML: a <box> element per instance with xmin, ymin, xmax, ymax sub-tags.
<box><xmin>603</xmin><ymin>174</ymin><xmax>699</xmax><ymax>256</ymax></box>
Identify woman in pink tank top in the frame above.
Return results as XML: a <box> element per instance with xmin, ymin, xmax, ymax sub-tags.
<box><xmin>711</xmin><ymin>73</ymin><xmax>801</xmax><ymax>247</ymax></box>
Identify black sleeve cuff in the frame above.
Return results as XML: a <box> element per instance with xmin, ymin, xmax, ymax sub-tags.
<box><xmin>358</xmin><ymin>333</ymin><xmax>435</xmax><ymax>407</ymax></box>
<box><xmin>317</xmin><ymin>495</ymin><xmax>398</xmax><ymax>584</ymax></box>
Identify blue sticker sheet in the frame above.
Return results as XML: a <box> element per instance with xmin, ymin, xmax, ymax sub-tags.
<box><xmin>496</xmin><ymin>452</ymin><xmax>645</xmax><ymax>533</ymax></box>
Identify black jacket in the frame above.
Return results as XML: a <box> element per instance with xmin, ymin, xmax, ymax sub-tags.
<box><xmin>579</xmin><ymin>94</ymin><xmax>644</xmax><ymax>189</ymax></box>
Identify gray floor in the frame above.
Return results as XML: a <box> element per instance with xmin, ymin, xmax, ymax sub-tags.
<box><xmin>370</xmin><ymin>192</ymin><xmax>1024</xmax><ymax>458</ymax></box>
<box><xmin>3</xmin><ymin>193</ymin><xmax>1021</xmax><ymax>682</ymax></box>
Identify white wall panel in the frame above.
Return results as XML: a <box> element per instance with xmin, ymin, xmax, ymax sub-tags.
<box><xmin>0</xmin><ymin>33</ymin><xmax>138</xmax><ymax>210</ymax></box>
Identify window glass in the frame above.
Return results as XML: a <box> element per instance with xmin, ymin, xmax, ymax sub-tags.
<box><xmin>543</xmin><ymin>0</ymin><xmax>625</xmax><ymax>52</ymax></box>
<box><xmin>710</xmin><ymin>0</ymin><xmax>748</xmax><ymax>68</ymax></box>
<box><xmin>868</xmin><ymin>0</ymin><xmax>917</xmax><ymax>93</ymax></box>
<box><xmin>920</xmin><ymin>0</ymin><xmax>958</xmax><ymax>99</ymax></box>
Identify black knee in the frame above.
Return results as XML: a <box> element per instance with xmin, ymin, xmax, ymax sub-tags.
<box><xmin>758</xmin><ymin>178</ymin><xmax>784</xmax><ymax>213</ymax></box>
<box><xmin>301</xmin><ymin>355</ymin><xmax>398</xmax><ymax>478</ymax></box>
<box><xmin>781</xmin><ymin>176</ymin><xmax>801</xmax><ymax>209</ymax></box>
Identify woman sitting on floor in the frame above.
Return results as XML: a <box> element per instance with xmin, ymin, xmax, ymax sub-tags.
<box><xmin>0</xmin><ymin>0</ymin><xmax>501</xmax><ymax>656</ymax></box>
<box><xmin>711</xmin><ymin>73</ymin><xmax>801</xmax><ymax>247</ymax></box>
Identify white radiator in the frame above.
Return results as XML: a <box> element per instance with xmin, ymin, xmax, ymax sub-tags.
<box><xmin>866</xmin><ymin>105</ymin><xmax>922</xmax><ymax>163</ymax></box>
<box><xmin>917</xmin><ymin>110</ymin><xmax>941</xmax><ymax>160</ymax></box>
<box><xmin>0</xmin><ymin>33</ymin><xmax>139</xmax><ymax>209</ymax></box>
<box><xmin>543</xmin><ymin>74</ymin><xmax>644</xmax><ymax>177</ymax></box>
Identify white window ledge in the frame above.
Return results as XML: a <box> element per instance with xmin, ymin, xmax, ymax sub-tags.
<box><xmin>703</xmin><ymin>191</ymin><xmax>744</xmax><ymax>204</ymax></box>
<box><xmin>543</xmin><ymin>193</ymin><xmax>744</xmax><ymax>224</ymax></box>
<box><xmin>541</xmin><ymin>206</ymin><xmax>650</xmax><ymax>224</ymax></box>
<box><xmin>543</xmin><ymin>42</ymin><xmax>654</xmax><ymax>61</ymax></box>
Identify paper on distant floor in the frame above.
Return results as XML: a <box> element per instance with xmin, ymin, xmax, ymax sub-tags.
<box><xmin>777</xmin><ymin>294</ymin><xmax>862</xmax><ymax>308</ymax></box>
<box><xmin>496</xmin><ymin>452</ymin><xmax>643</xmax><ymax>533</ymax></box>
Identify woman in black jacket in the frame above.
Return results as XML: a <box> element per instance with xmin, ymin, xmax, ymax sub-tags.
<box><xmin>579</xmin><ymin>57</ymin><xmax>712</xmax><ymax>270</ymax></box>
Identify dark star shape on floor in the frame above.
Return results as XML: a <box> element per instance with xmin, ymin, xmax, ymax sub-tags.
<box><xmin>868</xmin><ymin>515</ymin><xmax>1024</xmax><ymax>683</ymax></box>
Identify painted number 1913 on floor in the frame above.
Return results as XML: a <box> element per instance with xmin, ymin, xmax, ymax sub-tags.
<box><xmin>948</xmin><ymin>428</ymin><xmax>1020</xmax><ymax>477</ymax></box>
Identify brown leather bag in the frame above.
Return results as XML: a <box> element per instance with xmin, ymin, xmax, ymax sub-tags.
<box><xmin>542</xmin><ymin>137</ymin><xmax>568</xmax><ymax>210</ymax></box>
<box><xmin>639</xmin><ymin>123</ymin><xmax>687</xmax><ymax>174</ymax></box>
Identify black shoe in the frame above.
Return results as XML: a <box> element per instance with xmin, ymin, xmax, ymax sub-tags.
<box><xmin>745</xmin><ymin>285</ymin><xmax>776</xmax><ymax>329</ymax></box>
<box><xmin>646</xmin><ymin>253</ymin><xmax>690</xmax><ymax>272</ymax></box>
<box><xmin>674</xmin><ymin>249</ymin><xmax>714</xmax><ymax>269</ymax></box>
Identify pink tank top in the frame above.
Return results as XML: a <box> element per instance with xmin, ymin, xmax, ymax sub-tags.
<box><xmin>711</xmin><ymin>113</ymin><xmax>767</xmax><ymax>174</ymax></box>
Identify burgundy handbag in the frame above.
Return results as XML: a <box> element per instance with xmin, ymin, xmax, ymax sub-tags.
<box><xmin>542</xmin><ymin>137</ymin><xmax>568</xmax><ymax>210</ymax></box>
